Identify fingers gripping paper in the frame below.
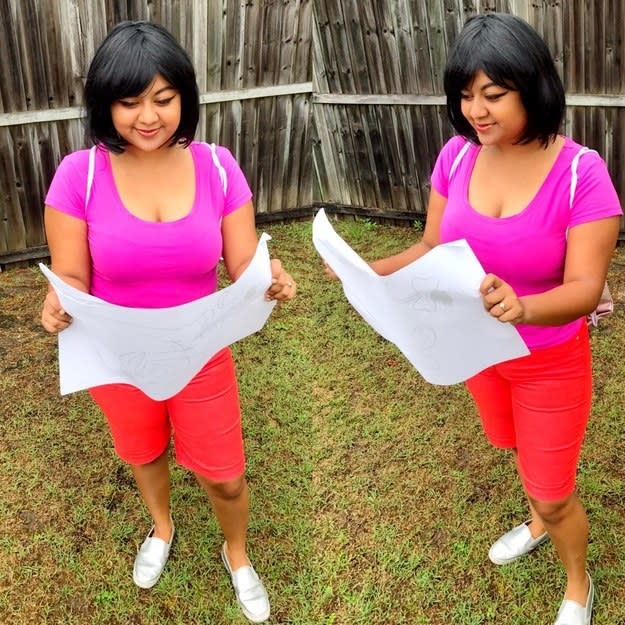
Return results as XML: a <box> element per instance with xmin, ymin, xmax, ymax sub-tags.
<box><xmin>40</xmin><ymin>234</ymin><xmax>276</xmax><ymax>400</ymax></box>
<box><xmin>312</xmin><ymin>209</ymin><xmax>529</xmax><ymax>385</ymax></box>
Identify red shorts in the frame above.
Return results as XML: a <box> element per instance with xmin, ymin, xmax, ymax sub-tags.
<box><xmin>465</xmin><ymin>323</ymin><xmax>592</xmax><ymax>501</ymax></box>
<box><xmin>89</xmin><ymin>348</ymin><xmax>245</xmax><ymax>481</ymax></box>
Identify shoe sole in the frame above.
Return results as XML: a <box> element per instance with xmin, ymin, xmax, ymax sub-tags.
<box><xmin>132</xmin><ymin>572</ymin><xmax>161</xmax><ymax>589</ymax></box>
<box><xmin>587</xmin><ymin>575</ymin><xmax>595</xmax><ymax>625</ymax></box>
<box><xmin>240</xmin><ymin>606</ymin><xmax>271</xmax><ymax>624</ymax></box>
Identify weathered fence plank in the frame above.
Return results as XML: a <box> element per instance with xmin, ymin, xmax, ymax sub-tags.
<box><xmin>2</xmin><ymin>1</ymin><xmax>625</xmax><ymax>262</ymax></box>
<box><xmin>313</xmin><ymin>1</ymin><xmax>625</xmax><ymax>231</ymax></box>
<box><xmin>0</xmin><ymin>0</ymin><xmax>313</xmax><ymax>260</ymax></box>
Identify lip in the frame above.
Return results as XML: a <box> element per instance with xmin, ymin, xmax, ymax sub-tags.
<box><xmin>136</xmin><ymin>128</ymin><xmax>160</xmax><ymax>137</ymax></box>
<box><xmin>474</xmin><ymin>123</ymin><xmax>495</xmax><ymax>132</ymax></box>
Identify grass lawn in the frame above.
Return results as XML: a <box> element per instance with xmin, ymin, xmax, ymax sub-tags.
<box><xmin>1</xmin><ymin>218</ymin><xmax>624</xmax><ymax>624</ymax></box>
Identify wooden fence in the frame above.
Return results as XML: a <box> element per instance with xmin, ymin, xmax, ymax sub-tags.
<box><xmin>0</xmin><ymin>0</ymin><xmax>313</xmax><ymax>263</ymax></box>
<box><xmin>2</xmin><ymin>1</ymin><xmax>625</xmax><ymax>264</ymax></box>
<box><xmin>313</xmin><ymin>0</ymin><xmax>625</xmax><ymax>227</ymax></box>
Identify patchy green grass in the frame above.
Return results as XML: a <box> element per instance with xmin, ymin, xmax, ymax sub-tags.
<box><xmin>1</xmin><ymin>218</ymin><xmax>624</xmax><ymax>624</ymax></box>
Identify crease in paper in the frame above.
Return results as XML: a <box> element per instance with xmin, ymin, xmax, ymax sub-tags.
<box><xmin>312</xmin><ymin>208</ymin><xmax>529</xmax><ymax>385</ymax></box>
<box><xmin>40</xmin><ymin>233</ymin><xmax>276</xmax><ymax>400</ymax></box>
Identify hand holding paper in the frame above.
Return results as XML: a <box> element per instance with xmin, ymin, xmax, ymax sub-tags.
<box><xmin>312</xmin><ymin>209</ymin><xmax>529</xmax><ymax>384</ymax></box>
<box><xmin>40</xmin><ymin>234</ymin><xmax>277</xmax><ymax>400</ymax></box>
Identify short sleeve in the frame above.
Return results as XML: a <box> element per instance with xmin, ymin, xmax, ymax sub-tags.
<box><xmin>44</xmin><ymin>149</ymin><xmax>90</xmax><ymax>220</ymax></box>
<box><xmin>430</xmin><ymin>135</ymin><xmax>470</xmax><ymax>198</ymax></box>
<box><xmin>569</xmin><ymin>152</ymin><xmax>623</xmax><ymax>227</ymax></box>
<box><xmin>214</xmin><ymin>146</ymin><xmax>253</xmax><ymax>216</ymax></box>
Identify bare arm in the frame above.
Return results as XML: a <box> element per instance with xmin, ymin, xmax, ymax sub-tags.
<box><xmin>221</xmin><ymin>200</ymin><xmax>296</xmax><ymax>301</ymax></box>
<box><xmin>40</xmin><ymin>206</ymin><xmax>91</xmax><ymax>333</ymax></box>
<box><xmin>482</xmin><ymin>216</ymin><xmax>620</xmax><ymax>325</ymax></box>
<box><xmin>522</xmin><ymin>217</ymin><xmax>620</xmax><ymax>324</ymax></box>
<box><xmin>221</xmin><ymin>201</ymin><xmax>258</xmax><ymax>281</ymax></box>
<box><xmin>369</xmin><ymin>189</ymin><xmax>447</xmax><ymax>275</ymax></box>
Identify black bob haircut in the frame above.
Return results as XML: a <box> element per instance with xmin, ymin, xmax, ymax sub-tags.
<box><xmin>443</xmin><ymin>13</ymin><xmax>565</xmax><ymax>148</ymax></box>
<box><xmin>84</xmin><ymin>21</ymin><xmax>199</xmax><ymax>153</ymax></box>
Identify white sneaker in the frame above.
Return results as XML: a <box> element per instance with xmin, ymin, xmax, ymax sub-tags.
<box><xmin>554</xmin><ymin>573</ymin><xmax>594</xmax><ymax>625</ymax></box>
<box><xmin>488</xmin><ymin>521</ymin><xmax>549</xmax><ymax>565</ymax></box>
<box><xmin>132</xmin><ymin>523</ymin><xmax>175</xmax><ymax>589</ymax></box>
<box><xmin>221</xmin><ymin>543</ymin><xmax>270</xmax><ymax>623</ymax></box>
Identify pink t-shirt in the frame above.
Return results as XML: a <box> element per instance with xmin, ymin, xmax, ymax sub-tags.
<box><xmin>45</xmin><ymin>142</ymin><xmax>253</xmax><ymax>308</ymax></box>
<box><xmin>431</xmin><ymin>135</ymin><xmax>623</xmax><ymax>349</ymax></box>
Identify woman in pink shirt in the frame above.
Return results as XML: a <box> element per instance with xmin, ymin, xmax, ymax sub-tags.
<box><xmin>338</xmin><ymin>13</ymin><xmax>621</xmax><ymax>625</ymax></box>
<box><xmin>40</xmin><ymin>21</ymin><xmax>295</xmax><ymax>623</ymax></box>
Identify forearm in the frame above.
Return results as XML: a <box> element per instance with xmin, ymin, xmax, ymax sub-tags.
<box><xmin>370</xmin><ymin>240</ymin><xmax>434</xmax><ymax>276</ymax></box>
<box><xmin>226</xmin><ymin>256</ymin><xmax>254</xmax><ymax>282</ymax></box>
<box><xmin>520</xmin><ymin>280</ymin><xmax>604</xmax><ymax>326</ymax></box>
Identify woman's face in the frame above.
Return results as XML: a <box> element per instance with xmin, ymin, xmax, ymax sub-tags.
<box><xmin>110</xmin><ymin>74</ymin><xmax>182</xmax><ymax>154</ymax></box>
<box><xmin>460</xmin><ymin>70</ymin><xmax>528</xmax><ymax>146</ymax></box>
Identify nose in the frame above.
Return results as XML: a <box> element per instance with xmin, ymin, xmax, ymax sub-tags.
<box><xmin>469</xmin><ymin>96</ymin><xmax>487</xmax><ymax>119</ymax></box>
<box><xmin>138</xmin><ymin>102</ymin><xmax>159</xmax><ymax>124</ymax></box>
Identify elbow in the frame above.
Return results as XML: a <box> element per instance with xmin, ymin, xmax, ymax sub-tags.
<box><xmin>226</xmin><ymin>258</ymin><xmax>254</xmax><ymax>282</ymax></box>
<box><xmin>582</xmin><ymin>279</ymin><xmax>610</xmax><ymax>316</ymax></box>
<box><xmin>52</xmin><ymin>271</ymin><xmax>90</xmax><ymax>293</ymax></box>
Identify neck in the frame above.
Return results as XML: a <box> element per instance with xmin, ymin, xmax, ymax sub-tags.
<box><xmin>484</xmin><ymin>136</ymin><xmax>559</xmax><ymax>157</ymax></box>
<box><xmin>115</xmin><ymin>142</ymin><xmax>184</xmax><ymax>164</ymax></box>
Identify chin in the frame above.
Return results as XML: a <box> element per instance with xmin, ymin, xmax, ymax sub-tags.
<box><xmin>476</xmin><ymin>136</ymin><xmax>498</xmax><ymax>146</ymax></box>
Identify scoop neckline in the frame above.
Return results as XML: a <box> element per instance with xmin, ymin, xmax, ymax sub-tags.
<box><xmin>103</xmin><ymin>144</ymin><xmax>198</xmax><ymax>225</ymax></box>
<box><xmin>462</xmin><ymin>137</ymin><xmax>569</xmax><ymax>223</ymax></box>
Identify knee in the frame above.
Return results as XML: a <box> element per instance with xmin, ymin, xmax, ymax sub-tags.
<box><xmin>202</xmin><ymin>475</ymin><xmax>246</xmax><ymax>500</ymax></box>
<box><xmin>531</xmin><ymin>495</ymin><xmax>573</xmax><ymax>525</ymax></box>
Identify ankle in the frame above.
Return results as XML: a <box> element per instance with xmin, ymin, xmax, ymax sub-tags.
<box><xmin>224</xmin><ymin>541</ymin><xmax>250</xmax><ymax>570</ymax></box>
<box><xmin>565</xmin><ymin>573</ymin><xmax>590</xmax><ymax>605</ymax></box>
<box><xmin>527</xmin><ymin>518</ymin><xmax>545</xmax><ymax>538</ymax></box>
<box><xmin>153</xmin><ymin>517</ymin><xmax>173</xmax><ymax>542</ymax></box>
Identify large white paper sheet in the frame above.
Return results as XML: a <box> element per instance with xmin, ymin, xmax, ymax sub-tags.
<box><xmin>312</xmin><ymin>209</ymin><xmax>529</xmax><ymax>385</ymax></box>
<box><xmin>40</xmin><ymin>234</ymin><xmax>276</xmax><ymax>400</ymax></box>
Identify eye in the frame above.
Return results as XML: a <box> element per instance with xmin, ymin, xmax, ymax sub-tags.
<box><xmin>155</xmin><ymin>96</ymin><xmax>175</xmax><ymax>106</ymax></box>
<box><xmin>485</xmin><ymin>92</ymin><xmax>507</xmax><ymax>101</ymax></box>
<box><xmin>460</xmin><ymin>93</ymin><xmax>473</xmax><ymax>101</ymax></box>
<box><xmin>118</xmin><ymin>100</ymin><xmax>138</xmax><ymax>108</ymax></box>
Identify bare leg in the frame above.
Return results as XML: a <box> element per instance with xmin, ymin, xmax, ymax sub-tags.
<box><xmin>531</xmin><ymin>493</ymin><xmax>589</xmax><ymax>605</ymax></box>
<box><xmin>196</xmin><ymin>473</ymin><xmax>250</xmax><ymax>569</ymax></box>
<box><xmin>130</xmin><ymin>448</ymin><xmax>173</xmax><ymax>541</ymax></box>
<box><xmin>513</xmin><ymin>451</ymin><xmax>546</xmax><ymax>537</ymax></box>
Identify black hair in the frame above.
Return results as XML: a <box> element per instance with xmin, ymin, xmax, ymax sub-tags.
<box><xmin>443</xmin><ymin>13</ymin><xmax>565</xmax><ymax>148</ymax></box>
<box><xmin>84</xmin><ymin>21</ymin><xmax>199</xmax><ymax>153</ymax></box>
